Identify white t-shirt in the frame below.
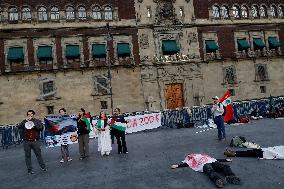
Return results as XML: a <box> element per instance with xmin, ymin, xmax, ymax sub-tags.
<box><xmin>183</xmin><ymin>153</ymin><xmax>217</xmax><ymax>172</ymax></box>
<box><xmin>262</xmin><ymin>146</ymin><xmax>284</xmax><ymax>160</ymax></box>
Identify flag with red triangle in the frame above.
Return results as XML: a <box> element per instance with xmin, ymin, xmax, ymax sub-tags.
<box><xmin>219</xmin><ymin>90</ymin><xmax>235</xmax><ymax>123</ymax></box>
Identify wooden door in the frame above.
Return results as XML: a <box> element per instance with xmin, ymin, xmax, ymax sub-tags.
<box><xmin>165</xmin><ymin>83</ymin><xmax>184</xmax><ymax>109</ymax></box>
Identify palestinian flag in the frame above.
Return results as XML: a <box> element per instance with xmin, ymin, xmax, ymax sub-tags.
<box><xmin>44</xmin><ymin>118</ymin><xmax>60</xmax><ymax>135</ymax></box>
<box><xmin>219</xmin><ymin>90</ymin><xmax>235</xmax><ymax>123</ymax></box>
<box><xmin>110</xmin><ymin>118</ymin><xmax>127</xmax><ymax>131</ymax></box>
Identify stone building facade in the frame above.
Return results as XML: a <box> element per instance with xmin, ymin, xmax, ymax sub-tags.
<box><xmin>0</xmin><ymin>0</ymin><xmax>283</xmax><ymax>124</ymax></box>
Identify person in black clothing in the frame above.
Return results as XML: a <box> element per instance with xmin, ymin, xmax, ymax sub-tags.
<box><xmin>17</xmin><ymin>110</ymin><xmax>47</xmax><ymax>174</ymax></box>
<box><xmin>77</xmin><ymin>108</ymin><xmax>90</xmax><ymax>160</ymax></box>
<box><xmin>110</xmin><ymin>108</ymin><xmax>128</xmax><ymax>154</ymax></box>
<box><xmin>171</xmin><ymin>153</ymin><xmax>240</xmax><ymax>188</ymax></box>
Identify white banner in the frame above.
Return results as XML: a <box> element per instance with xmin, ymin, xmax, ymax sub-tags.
<box><xmin>125</xmin><ymin>113</ymin><xmax>161</xmax><ymax>134</ymax></box>
<box><xmin>91</xmin><ymin>113</ymin><xmax>161</xmax><ymax>134</ymax></box>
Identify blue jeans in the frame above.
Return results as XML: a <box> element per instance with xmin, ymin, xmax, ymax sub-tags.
<box><xmin>214</xmin><ymin>115</ymin><xmax>225</xmax><ymax>140</ymax></box>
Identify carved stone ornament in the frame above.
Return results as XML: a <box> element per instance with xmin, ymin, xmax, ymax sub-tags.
<box><xmin>138</xmin><ymin>0</ymin><xmax>143</xmax><ymax>3</ymax></box>
<box><xmin>139</xmin><ymin>33</ymin><xmax>150</xmax><ymax>49</ymax></box>
<box><xmin>188</xmin><ymin>32</ymin><xmax>197</xmax><ymax>45</ymax></box>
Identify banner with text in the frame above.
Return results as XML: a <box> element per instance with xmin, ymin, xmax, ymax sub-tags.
<box><xmin>125</xmin><ymin>113</ymin><xmax>161</xmax><ymax>133</ymax></box>
<box><xmin>91</xmin><ymin>113</ymin><xmax>161</xmax><ymax>134</ymax></box>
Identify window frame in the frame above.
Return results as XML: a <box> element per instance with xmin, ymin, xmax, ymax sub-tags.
<box><xmin>50</xmin><ymin>6</ymin><xmax>60</xmax><ymax>20</ymax></box>
<box><xmin>38</xmin><ymin>6</ymin><xmax>48</xmax><ymax>21</ymax></box>
<box><xmin>66</xmin><ymin>6</ymin><xmax>75</xmax><ymax>20</ymax></box>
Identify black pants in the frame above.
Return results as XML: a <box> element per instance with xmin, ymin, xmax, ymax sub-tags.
<box><xmin>112</xmin><ymin>129</ymin><xmax>128</xmax><ymax>153</ymax></box>
<box><xmin>23</xmin><ymin>141</ymin><xmax>46</xmax><ymax>171</ymax></box>
<box><xmin>235</xmin><ymin>149</ymin><xmax>263</xmax><ymax>158</ymax></box>
<box><xmin>203</xmin><ymin>162</ymin><xmax>235</xmax><ymax>182</ymax></box>
<box><xmin>178</xmin><ymin>161</ymin><xmax>235</xmax><ymax>182</ymax></box>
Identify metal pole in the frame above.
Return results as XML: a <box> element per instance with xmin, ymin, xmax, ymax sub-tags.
<box><xmin>106</xmin><ymin>23</ymin><xmax>114</xmax><ymax>114</ymax></box>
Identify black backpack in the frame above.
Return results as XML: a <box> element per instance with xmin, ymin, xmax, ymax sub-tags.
<box><xmin>218</xmin><ymin>103</ymin><xmax>226</xmax><ymax>116</ymax></box>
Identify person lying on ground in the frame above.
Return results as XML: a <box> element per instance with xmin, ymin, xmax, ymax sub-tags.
<box><xmin>224</xmin><ymin>146</ymin><xmax>284</xmax><ymax>159</ymax></box>
<box><xmin>171</xmin><ymin>153</ymin><xmax>240</xmax><ymax>188</ymax></box>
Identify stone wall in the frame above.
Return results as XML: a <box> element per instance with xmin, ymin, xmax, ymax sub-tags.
<box><xmin>0</xmin><ymin>67</ymin><xmax>145</xmax><ymax>124</ymax></box>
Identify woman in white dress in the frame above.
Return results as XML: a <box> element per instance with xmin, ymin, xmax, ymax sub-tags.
<box><xmin>96</xmin><ymin>111</ymin><xmax>112</xmax><ymax>156</ymax></box>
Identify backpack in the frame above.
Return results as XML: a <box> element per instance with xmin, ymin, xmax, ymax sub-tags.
<box><xmin>218</xmin><ymin>103</ymin><xmax>226</xmax><ymax>116</ymax></box>
<box><xmin>230</xmin><ymin>136</ymin><xmax>247</xmax><ymax>147</ymax></box>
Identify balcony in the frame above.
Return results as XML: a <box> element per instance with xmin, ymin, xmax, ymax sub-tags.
<box><xmin>204</xmin><ymin>51</ymin><xmax>221</xmax><ymax>61</ymax></box>
<box><xmin>154</xmin><ymin>54</ymin><xmax>199</xmax><ymax>64</ymax></box>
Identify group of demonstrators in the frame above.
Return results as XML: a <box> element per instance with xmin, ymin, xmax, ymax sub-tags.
<box><xmin>17</xmin><ymin>107</ymin><xmax>128</xmax><ymax>174</ymax></box>
<box><xmin>16</xmin><ymin>92</ymin><xmax>283</xmax><ymax>188</ymax></box>
<box><xmin>171</xmin><ymin>95</ymin><xmax>284</xmax><ymax>188</ymax></box>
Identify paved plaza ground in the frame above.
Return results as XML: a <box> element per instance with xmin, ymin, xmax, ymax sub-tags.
<box><xmin>0</xmin><ymin>118</ymin><xmax>284</xmax><ymax>189</ymax></box>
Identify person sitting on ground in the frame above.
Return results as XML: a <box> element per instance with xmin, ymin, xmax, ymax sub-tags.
<box><xmin>171</xmin><ymin>153</ymin><xmax>241</xmax><ymax>188</ymax></box>
<box><xmin>224</xmin><ymin>146</ymin><xmax>284</xmax><ymax>159</ymax></box>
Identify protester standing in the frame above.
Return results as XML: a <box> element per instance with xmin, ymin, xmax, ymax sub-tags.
<box><xmin>58</xmin><ymin>108</ymin><xmax>72</xmax><ymax>163</ymax></box>
<box><xmin>212</xmin><ymin>96</ymin><xmax>225</xmax><ymax>140</ymax></box>
<box><xmin>110</xmin><ymin>108</ymin><xmax>128</xmax><ymax>154</ymax></box>
<box><xmin>77</xmin><ymin>108</ymin><xmax>90</xmax><ymax>160</ymax></box>
<box><xmin>96</xmin><ymin>111</ymin><xmax>112</xmax><ymax>156</ymax></box>
<box><xmin>17</xmin><ymin>110</ymin><xmax>47</xmax><ymax>174</ymax></box>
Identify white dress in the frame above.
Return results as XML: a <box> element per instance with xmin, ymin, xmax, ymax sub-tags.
<box><xmin>97</xmin><ymin>120</ymin><xmax>112</xmax><ymax>155</ymax></box>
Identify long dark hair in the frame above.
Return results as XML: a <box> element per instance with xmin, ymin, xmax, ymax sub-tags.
<box><xmin>99</xmin><ymin>111</ymin><xmax>107</xmax><ymax>119</ymax></box>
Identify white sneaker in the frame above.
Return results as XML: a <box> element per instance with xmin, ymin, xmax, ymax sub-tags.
<box><xmin>60</xmin><ymin>159</ymin><xmax>64</xmax><ymax>163</ymax></box>
<box><xmin>68</xmin><ymin>158</ymin><xmax>72</xmax><ymax>162</ymax></box>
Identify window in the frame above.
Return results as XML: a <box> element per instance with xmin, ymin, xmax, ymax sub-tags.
<box><xmin>229</xmin><ymin>89</ymin><xmax>235</xmax><ymax>96</ymax></box>
<box><xmin>78</xmin><ymin>6</ymin><xmax>86</xmax><ymax>19</ymax></box>
<box><xmin>220</xmin><ymin>6</ymin><xmax>229</xmax><ymax>18</ymax></box>
<box><xmin>205</xmin><ymin>40</ymin><xmax>219</xmax><ymax>53</ymax></box>
<box><xmin>253</xmin><ymin>38</ymin><xmax>266</xmax><ymax>50</ymax></box>
<box><xmin>259</xmin><ymin>5</ymin><xmax>267</xmax><ymax>17</ymax></box>
<box><xmin>43</xmin><ymin>81</ymin><xmax>55</xmax><ymax>96</ymax></box>
<box><xmin>255</xmin><ymin>64</ymin><xmax>268</xmax><ymax>81</ymax></box>
<box><xmin>212</xmin><ymin>5</ymin><xmax>220</xmax><ymax>18</ymax></box>
<box><xmin>224</xmin><ymin>66</ymin><xmax>237</xmax><ymax>84</ymax></box>
<box><xmin>92</xmin><ymin>6</ymin><xmax>102</xmax><ymax>19</ymax></box>
<box><xmin>147</xmin><ymin>7</ymin><xmax>151</xmax><ymax>18</ymax></box>
<box><xmin>9</xmin><ymin>7</ymin><xmax>19</xmax><ymax>21</ymax></box>
<box><xmin>38</xmin><ymin>7</ymin><xmax>48</xmax><ymax>21</ymax></box>
<box><xmin>279</xmin><ymin>5</ymin><xmax>284</xmax><ymax>17</ymax></box>
<box><xmin>50</xmin><ymin>7</ymin><xmax>60</xmax><ymax>20</ymax></box>
<box><xmin>92</xmin><ymin>44</ymin><xmax>106</xmax><ymax>59</ymax></box>
<box><xmin>65</xmin><ymin>45</ymin><xmax>80</xmax><ymax>59</ymax></box>
<box><xmin>66</xmin><ymin>6</ymin><xmax>75</xmax><ymax>20</ymax></box>
<box><xmin>7</xmin><ymin>47</ymin><xmax>24</xmax><ymax>63</ymax></box>
<box><xmin>161</xmin><ymin>40</ymin><xmax>179</xmax><ymax>55</ymax></box>
<box><xmin>22</xmin><ymin>7</ymin><xmax>32</xmax><ymax>20</ymax></box>
<box><xmin>179</xmin><ymin>7</ymin><xmax>184</xmax><ymax>17</ymax></box>
<box><xmin>268</xmin><ymin>37</ymin><xmax>281</xmax><ymax>50</ymax></box>
<box><xmin>95</xmin><ymin>77</ymin><xmax>109</xmax><ymax>95</ymax></box>
<box><xmin>37</xmin><ymin>46</ymin><xmax>53</xmax><ymax>64</ymax></box>
<box><xmin>237</xmin><ymin>38</ymin><xmax>250</xmax><ymax>51</ymax></box>
<box><xmin>39</xmin><ymin>79</ymin><xmax>56</xmax><ymax>99</ymax></box>
<box><xmin>270</xmin><ymin>5</ymin><xmax>278</xmax><ymax>17</ymax></box>
<box><xmin>232</xmin><ymin>5</ymin><xmax>240</xmax><ymax>18</ymax></box>
<box><xmin>0</xmin><ymin>9</ymin><xmax>2</xmax><ymax>22</ymax></box>
<box><xmin>46</xmin><ymin>106</ymin><xmax>54</xmax><ymax>114</ymax></box>
<box><xmin>252</xmin><ymin>5</ymin><xmax>259</xmax><ymax>18</ymax></box>
<box><xmin>260</xmin><ymin>86</ymin><xmax>266</xmax><ymax>93</ymax></box>
<box><xmin>101</xmin><ymin>101</ymin><xmax>108</xmax><ymax>109</ymax></box>
<box><xmin>104</xmin><ymin>6</ymin><xmax>112</xmax><ymax>20</ymax></box>
<box><xmin>117</xmin><ymin>43</ymin><xmax>131</xmax><ymax>57</ymax></box>
<box><xmin>241</xmin><ymin>6</ymin><xmax>249</xmax><ymax>18</ymax></box>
